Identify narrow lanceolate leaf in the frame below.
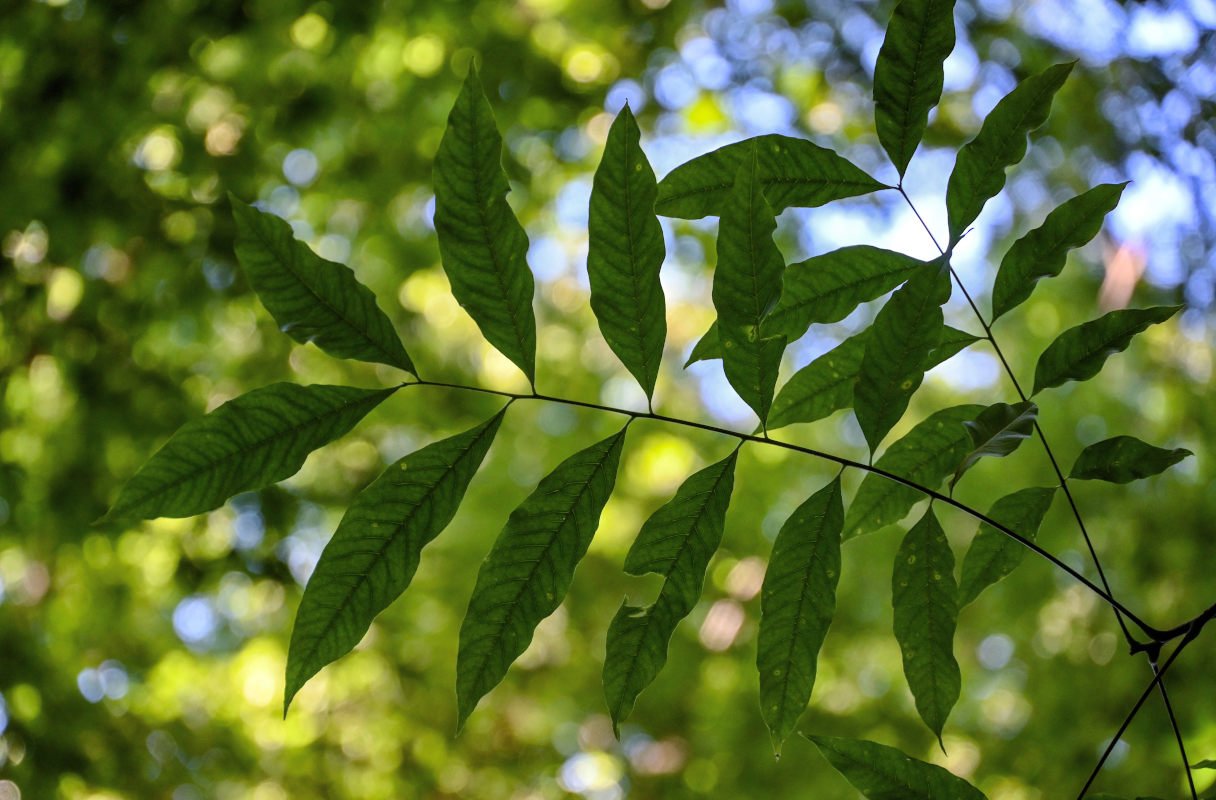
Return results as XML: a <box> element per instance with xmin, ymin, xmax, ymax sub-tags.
<box><xmin>951</xmin><ymin>400</ymin><xmax>1037</xmax><ymax>490</ymax></box>
<box><xmin>713</xmin><ymin>143</ymin><xmax>787</xmax><ymax>426</ymax></box>
<box><xmin>434</xmin><ymin>66</ymin><xmax>537</xmax><ymax>386</ymax></box>
<box><xmin>231</xmin><ymin>196</ymin><xmax>416</xmax><ymax>374</ymax></box>
<box><xmin>588</xmin><ymin>105</ymin><xmax>666</xmax><ymax>403</ymax></box>
<box><xmin>456</xmin><ymin>427</ymin><xmax>628</xmax><ymax>729</ymax></box>
<box><xmin>844</xmin><ymin>404</ymin><xmax>982</xmax><ymax>539</ymax></box>
<box><xmin>1069</xmin><ymin>436</ymin><xmax>1192</xmax><ymax>484</ymax></box>
<box><xmin>892</xmin><ymin>506</ymin><xmax>960</xmax><ymax>745</ymax></box>
<box><xmin>806</xmin><ymin>735</ymin><xmax>988</xmax><ymax>800</ymax></box>
<box><xmin>1031</xmin><ymin>305</ymin><xmax>1181</xmax><ymax>395</ymax></box>
<box><xmin>873</xmin><ymin>0</ymin><xmax>958</xmax><ymax>176</ymax></box>
<box><xmin>757</xmin><ymin>477</ymin><xmax>843</xmax><ymax>754</ymax></box>
<box><xmin>959</xmin><ymin>486</ymin><xmax>1055</xmax><ymax>607</ymax></box>
<box><xmin>655</xmin><ymin>134</ymin><xmax>887</xmax><ymax>219</ymax></box>
<box><xmin>604</xmin><ymin>450</ymin><xmax>737</xmax><ymax>734</ymax></box>
<box><xmin>854</xmin><ymin>259</ymin><xmax>951</xmax><ymax>452</ymax></box>
<box><xmin>104</xmin><ymin>384</ymin><xmax>395</xmax><ymax>522</ymax></box>
<box><xmin>946</xmin><ymin>62</ymin><xmax>1074</xmax><ymax>243</ymax></box>
<box><xmin>284</xmin><ymin>410</ymin><xmax>505</xmax><ymax>714</ymax></box>
<box><xmin>991</xmin><ymin>183</ymin><xmax>1128</xmax><ymax>321</ymax></box>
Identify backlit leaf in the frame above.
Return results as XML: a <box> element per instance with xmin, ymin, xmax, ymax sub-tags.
<box><xmin>951</xmin><ymin>400</ymin><xmax>1037</xmax><ymax>490</ymax></box>
<box><xmin>434</xmin><ymin>66</ymin><xmax>537</xmax><ymax>386</ymax></box>
<box><xmin>456</xmin><ymin>426</ymin><xmax>628</xmax><ymax>729</ymax></box>
<box><xmin>844</xmin><ymin>404</ymin><xmax>982</xmax><ymax>539</ymax></box>
<box><xmin>655</xmin><ymin>134</ymin><xmax>886</xmax><ymax>219</ymax></box>
<box><xmin>892</xmin><ymin>506</ymin><xmax>960</xmax><ymax>744</ymax></box>
<box><xmin>757</xmin><ymin>477</ymin><xmax>843</xmax><ymax>754</ymax></box>
<box><xmin>991</xmin><ymin>183</ymin><xmax>1127</xmax><ymax>321</ymax></box>
<box><xmin>231</xmin><ymin>196</ymin><xmax>416</xmax><ymax>374</ymax></box>
<box><xmin>806</xmin><ymin>735</ymin><xmax>988</xmax><ymax>800</ymax></box>
<box><xmin>105</xmin><ymin>384</ymin><xmax>395</xmax><ymax>522</ymax></box>
<box><xmin>873</xmin><ymin>0</ymin><xmax>958</xmax><ymax>176</ymax></box>
<box><xmin>284</xmin><ymin>409</ymin><xmax>505</xmax><ymax>714</ymax></box>
<box><xmin>1069</xmin><ymin>435</ymin><xmax>1192</xmax><ymax>484</ymax></box>
<box><xmin>946</xmin><ymin>62</ymin><xmax>1073</xmax><ymax>243</ymax></box>
<box><xmin>604</xmin><ymin>450</ymin><xmax>737</xmax><ymax>733</ymax></box>
<box><xmin>958</xmin><ymin>487</ymin><xmax>1056</xmax><ymax>607</ymax></box>
<box><xmin>854</xmin><ymin>259</ymin><xmax>951</xmax><ymax>452</ymax></box>
<box><xmin>588</xmin><ymin>105</ymin><xmax>666</xmax><ymax>403</ymax></box>
<box><xmin>927</xmin><ymin>325</ymin><xmax>982</xmax><ymax>365</ymax></box>
<box><xmin>1031</xmin><ymin>305</ymin><xmax>1181</xmax><ymax>395</ymax></box>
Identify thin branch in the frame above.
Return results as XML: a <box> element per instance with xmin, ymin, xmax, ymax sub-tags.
<box><xmin>1152</xmin><ymin>668</ymin><xmax>1198</xmax><ymax>800</ymax></box>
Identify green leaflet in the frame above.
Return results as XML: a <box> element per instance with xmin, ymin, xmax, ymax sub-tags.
<box><xmin>892</xmin><ymin>506</ymin><xmax>960</xmax><ymax>744</ymax></box>
<box><xmin>958</xmin><ymin>486</ymin><xmax>1056</xmax><ymax>607</ymax></box>
<box><xmin>853</xmin><ymin>259</ymin><xmax>951</xmax><ymax>453</ymax></box>
<box><xmin>1069</xmin><ymin>435</ymin><xmax>1192</xmax><ymax>484</ymax></box>
<box><xmin>104</xmin><ymin>384</ymin><xmax>395</xmax><ymax>522</ymax></box>
<box><xmin>588</xmin><ymin>105</ymin><xmax>666</xmax><ymax>404</ymax></box>
<box><xmin>655</xmin><ymin>134</ymin><xmax>887</xmax><ymax>219</ymax></box>
<box><xmin>1191</xmin><ymin>760</ymin><xmax>1216</xmax><ymax>769</ymax></box>
<box><xmin>230</xmin><ymin>196</ymin><xmax>416</xmax><ymax>374</ymax></box>
<box><xmin>806</xmin><ymin>735</ymin><xmax>988</xmax><ymax>800</ymax></box>
<box><xmin>1031</xmin><ymin>305</ymin><xmax>1181</xmax><ymax>395</ymax></box>
<box><xmin>873</xmin><ymin>0</ymin><xmax>958</xmax><ymax>176</ymax></box>
<box><xmin>757</xmin><ymin>477</ymin><xmax>843</xmax><ymax>754</ymax></box>
<box><xmin>844</xmin><ymin>404</ymin><xmax>982</xmax><ymax>539</ymax></box>
<box><xmin>991</xmin><ymin>183</ymin><xmax>1128</xmax><ymax>321</ymax></box>
<box><xmin>929</xmin><ymin>325</ymin><xmax>983</xmax><ymax>364</ymax></box>
<box><xmin>713</xmin><ymin>143</ymin><xmax>787</xmax><ymax>426</ymax></box>
<box><xmin>951</xmin><ymin>400</ymin><xmax>1037</xmax><ymax>491</ymax></box>
<box><xmin>456</xmin><ymin>426</ymin><xmax>628</xmax><ymax>730</ymax></box>
<box><xmin>946</xmin><ymin>62</ymin><xmax>1073</xmax><ymax>244</ymax></box>
<box><xmin>434</xmin><ymin>66</ymin><xmax>537</xmax><ymax>386</ymax></box>
<box><xmin>603</xmin><ymin>450</ymin><xmax>737</xmax><ymax>734</ymax></box>
<box><xmin>284</xmin><ymin>409</ymin><xmax>505</xmax><ymax>715</ymax></box>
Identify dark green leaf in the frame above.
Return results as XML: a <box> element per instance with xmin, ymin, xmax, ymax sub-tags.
<box><xmin>951</xmin><ymin>400</ymin><xmax>1037</xmax><ymax>490</ymax></box>
<box><xmin>284</xmin><ymin>409</ymin><xmax>505</xmax><ymax>714</ymax></box>
<box><xmin>768</xmin><ymin>333</ymin><xmax>867</xmax><ymax>431</ymax></box>
<box><xmin>1192</xmin><ymin>760</ymin><xmax>1216</xmax><ymax>769</ymax></box>
<box><xmin>456</xmin><ymin>426</ymin><xmax>628</xmax><ymax>729</ymax></box>
<box><xmin>854</xmin><ymin>259</ymin><xmax>951</xmax><ymax>452</ymax></box>
<box><xmin>588</xmin><ymin>105</ymin><xmax>666</xmax><ymax>403</ymax></box>
<box><xmin>433</xmin><ymin>66</ymin><xmax>537</xmax><ymax>386</ymax></box>
<box><xmin>757</xmin><ymin>477</ymin><xmax>843</xmax><ymax>754</ymax></box>
<box><xmin>873</xmin><ymin>0</ymin><xmax>958</xmax><ymax>176</ymax></box>
<box><xmin>1070</xmin><ymin>435</ymin><xmax>1192</xmax><ymax>484</ymax></box>
<box><xmin>1032</xmin><ymin>305</ymin><xmax>1182</xmax><ymax>395</ymax></box>
<box><xmin>844</xmin><ymin>404</ymin><xmax>982</xmax><ymax>539</ymax></box>
<box><xmin>892</xmin><ymin>506</ymin><xmax>960</xmax><ymax>744</ymax></box>
<box><xmin>946</xmin><ymin>62</ymin><xmax>1074</xmax><ymax>243</ymax></box>
<box><xmin>713</xmin><ymin>142</ymin><xmax>787</xmax><ymax>426</ymax></box>
<box><xmin>959</xmin><ymin>487</ymin><xmax>1056</xmax><ymax>607</ymax></box>
<box><xmin>806</xmin><ymin>735</ymin><xmax>988</xmax><ymax>800</ymax></box>
<box><xmin>604</xmin><ymin>450</ymin><xmax>737</xmax><ymax>734</ymax></box>
<box><xmin>991</xmin><ymin>183</ymin><xmax>1127</xmax><ymax>321</ymax></box>
<box><xmin>927</xmin><ymin>325</ymin><xmax>982</xmax><ymax>365</ymax></box>
<box><xmin>684</xmin><ymin>321</ymin><xmax>723</xmax><ymax>366</ymax></box>
<box><xmin>105</xmin><ymin>384</ymin><xmax>395</xmax><ymax>522</ymax></box>
<box><xmin>230</xmin><ymin>196</ymin><xmax>416</xmax><ymax>374</ymax></box>
<box><xmin>655</xmin><ymin>134</ymin><xmax>887</xmax><ymax>219</ymax></box>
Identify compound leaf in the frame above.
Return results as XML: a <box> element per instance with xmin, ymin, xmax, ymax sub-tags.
<box><xmin>434</xmin><ymin>66</ymin><xmax>537</xmax><ymax>386</ymax></box>
<box><xmin>958</xmin><ymin>486</ymin><xmax>1055</xmax><ymax>607</ymax></box>
<box><xmin>456</xmin><ymin>426</ymin><xmax>628</xmax><ymax>729</ymax></box>
<box><xmin>1070</xmin><ymin>436</ymin><xmax>1192</xmax><ymax>484</ymax></box>
<box><xmin>105</xmin><ymin>384</ymin><xmax>395</xmax><ymax>522</ymax></box>
<box><xmin>892</xmin><ymin>506</ymin><xmax>960</xmax><ymax>745</ymax></box>
<box><xmin>284</xmin><ymin>409</ymin><xmax>505</xmax><ymax>714</ymax></box>
<box><xmin>604</xmin><ymin>450</ymin><xmax>738</xmax><ymax>734</ymax></box>
<box><xmin>854</xmin><ymin>259</ymin><xmax>951</xmax><ymax>452</ymax></box>
<box><xmin>991</xmin><ymin>183</ymin><xmax>1127</xmax><ymax>321</ymax></box>
<box><xmin>873</xmin><ymin>0</ymin><xmax>958</xmax><ymax>176</ymax></box>
<box><xmin>655</xmin><ymin>134</ymin><xmax>886</xmax><ymax>219</ymax></box>
<box><xmin>951</xmin><ymin>400</ymin><xmax>1037</xmax><ymax>490</ymax></box>
<box><xmin>1032</xmin><ymin>305</ymin><xmax>1181</xmax><ymax>395</ymax></box>
<box><xmin>946</xmin><ymin>62</ymin><xmax>1073</xmax><ymax>243</ymax></box>
<box><xmin>588</xmin><ymin>105</ymin><xmax>666</xmax><ymax>403</ymax></box>
<box><xmin>757</xmin><ymin>477</ymin><xmax>843</xmax><ymax>754</ymax></box>
<box><xmin>231</xmin><ymin>196</ymin><xmax>416</xmax><ymax>374</ymax></box>
<box><xmin>806</xmin><ymin>735</ymin><xmax>988</xmax><ymax>800</ymax></box>
<box><xmin>844</xmin><ymin>404</ymin><xmax>983</xmax><ymax>539</ymax></box>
